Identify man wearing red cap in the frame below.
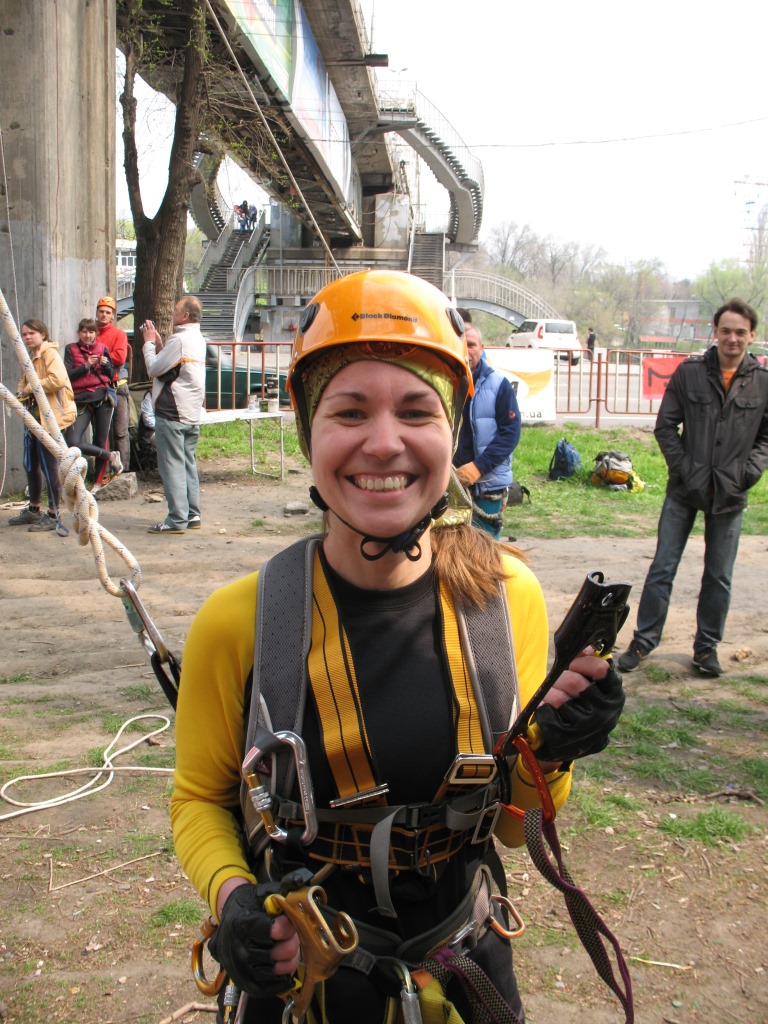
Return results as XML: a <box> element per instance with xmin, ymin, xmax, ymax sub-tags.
<box><xmin>96</xmin><ymin>296</ymin><xmax>131</xmax><ymax>472</ymax></box>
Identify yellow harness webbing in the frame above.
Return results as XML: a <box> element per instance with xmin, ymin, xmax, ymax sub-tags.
<box><xmin>307</xmin><ymin>551</ymin><xmax>488</xmax><ymax>804</ymax></box>
<box><xmin>308</xmin><ymin>551</ymin><xmax>378</xmax><ymax>799</ymax></box>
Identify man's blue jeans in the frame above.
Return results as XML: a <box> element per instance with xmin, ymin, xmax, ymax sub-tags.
<box><xmin>633</xmin><ymin>494</ymin><xmax>743</xmax><ymax>654</ymax></box>
<box><xmin>154</xmin><ymin>418</ymin><xmax>201</xmax><ymax>529</ymax></box>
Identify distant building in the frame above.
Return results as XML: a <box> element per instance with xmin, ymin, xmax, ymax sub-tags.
<box><xmin>115</xmin><ymin>239</ymin><xmax>137</xmax><ymax>303</ymax></box>
<box><xmin>637</xmin><ymin>298</ymin><xmax>712</xmax><ymax>349</ymax></box>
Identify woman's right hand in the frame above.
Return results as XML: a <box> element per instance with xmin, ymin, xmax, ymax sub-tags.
<box><xmin>208</xmin><ymin>880</ymin><xmax>300</xmax><ymax>997</ymax></box>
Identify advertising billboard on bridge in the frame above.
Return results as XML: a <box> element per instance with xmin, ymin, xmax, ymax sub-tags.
<box><xmin>293</xmin><ymin>6</ymin><xmax>352</xmax><ymax>201</ymax></box>
<box><xmin>485</xmin><ymin>349</ymin><xmax>557</xmax><ymax>424</ymax></box>
<box><xmin>225</xmin><ymin>0</ymin><xmax>294</xmax><ymax>98</ymax></box>
<box><xmin>222</xmin><ymin>0</ymin><xmax>353</xmax><ymax>207</ymax></box>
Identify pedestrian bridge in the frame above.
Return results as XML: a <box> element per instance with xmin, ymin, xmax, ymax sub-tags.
<box><xmin>445</xmin><ymin>272</ymin><xmax>561</xmax><ymax>326</ymax></box>
<box><xmin>132</xmin><ymin>0</ymin><xmax>484</xmax><ymax>250</ymax></box>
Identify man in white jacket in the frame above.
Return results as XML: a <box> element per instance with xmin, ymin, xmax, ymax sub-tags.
<box><xmin>141</xmin><ymin>296</ymin><xmax>206</xmax><ymax>534</ymax></box>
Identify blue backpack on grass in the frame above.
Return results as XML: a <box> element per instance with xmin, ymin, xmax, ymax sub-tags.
<box><xmin>549</xmin><ymin>438</ymin><xmax>582</xmax><ymax>480</ymax></box>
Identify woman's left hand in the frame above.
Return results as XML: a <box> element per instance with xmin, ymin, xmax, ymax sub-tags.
<box><xmin>539</xmin><ymin>653</ymin><xmax>609</xmax><ymax>708</ymax></box>
<box><xmin>529</xmin><ymin>653</ymin><xmax>625</xmax><ymax>765</ymax></box>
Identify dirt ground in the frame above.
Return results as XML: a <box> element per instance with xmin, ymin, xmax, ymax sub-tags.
<box><xmin>0</xmin><ymin>454</ymin><xmax>766</xmax><ymax>1024</ymax></box>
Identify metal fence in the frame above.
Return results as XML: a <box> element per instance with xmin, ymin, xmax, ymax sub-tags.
<box><xmin>546</xmin><ymin>349</ymin><xmax>694</xmax><ymax>423</ymax></box>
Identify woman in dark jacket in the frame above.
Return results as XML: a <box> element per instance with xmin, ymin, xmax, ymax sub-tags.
<box><xmin>64</xmin><ymin>318</ymin><xmax>123</xmax><ymax>490</ymax></box>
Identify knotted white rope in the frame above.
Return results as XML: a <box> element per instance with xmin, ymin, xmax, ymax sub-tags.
<box><xmin>0</xmin><ymin>284</ymin><xmax>141</xmax><ymax>597</ymax></box>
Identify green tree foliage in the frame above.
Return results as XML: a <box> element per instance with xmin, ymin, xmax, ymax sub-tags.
<box><xmin>695</xmin><ymin>255</ymin><xmax>768</xmax><ymax>343</ymax></box>
<box><xmin>116</xmin><ymin>217</ymin><xmax>136</xmax><ymax>240</ymax></box>
<box><xmin>481</xmin><ymin>223</ymin><xmax>678</xmax><ymax>348</ymax></box>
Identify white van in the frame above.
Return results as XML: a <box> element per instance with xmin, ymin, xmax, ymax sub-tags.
<box><xmin>508</xmin><ymin>319</ymin><xmax>581</xmax><ymax>363</ymax></box>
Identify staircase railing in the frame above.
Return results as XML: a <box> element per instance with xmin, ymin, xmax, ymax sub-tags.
<box><xmin>444</xmin><ymin>270</ymin><xmax>561</xmax><ymax>321</ymax></box>
<box><xmin>253</xmin><ymin>266</ymin><xmax>344</xmax><ymax>300</ymax></box>
<box><xmin>188</xmin><ymin>215</ymin><xmax>236</xmax><ymax>293</ymax></box>
<box><xmin>233</xmin><ymin>265</ymin><xmax>260</xmax><ymax>342</ymax></box>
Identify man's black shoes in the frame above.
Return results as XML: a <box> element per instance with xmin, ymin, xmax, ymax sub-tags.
<box><xmin>617</xmin><ymin>641</ymin><xmax>650</xmax><ymax>673</ymax></box>
<box><xmin>693</xmin><ymin>649</ymin><xmax>724</xmax><ymax>676</ymax></box>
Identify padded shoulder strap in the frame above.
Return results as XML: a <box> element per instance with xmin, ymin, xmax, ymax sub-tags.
<box><xmin>244</xmin><ymin>536</ymin><xmax>320</xmax><ymax>765</ymax></box>
<box><xmin>455</xmin><ymin>582</ymin><xmax>520</xmax><ymax>749</ymax></box>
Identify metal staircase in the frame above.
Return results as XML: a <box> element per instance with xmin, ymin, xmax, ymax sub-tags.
<box><xmin>378</xmin><ymin>87</ymin><xmax>483</xmax><ymax>248</ymax></box>
<box><xmin>191</xmin><ymin>220</ymin><xmax>273</xmax><ymax>342</ymax></box>
<box><xmin>409</xmin><ymin>232</ymin><xmax>445</xmax><ymax>291</ymax></box>
<box><xmin>201</xmin><ymin>230</ymin><xmax>250</xmax><ymax>291</ymax></box>
<box><xmin>189</xmin><ymin>149</ymin><xmax>228</xmax><ymax>241</ymax></box>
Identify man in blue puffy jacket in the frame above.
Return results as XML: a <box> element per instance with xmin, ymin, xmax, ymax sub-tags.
<box><xmin>454</xmin><ymin>325</ymin><xmax>521</xmax><ymax>538</ymax></box>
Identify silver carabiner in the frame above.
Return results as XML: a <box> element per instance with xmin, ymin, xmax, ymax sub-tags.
<box><xmin>242</xmin><ymin>730</ymin><xmax>318</xmax><ymax>846</ymax></box>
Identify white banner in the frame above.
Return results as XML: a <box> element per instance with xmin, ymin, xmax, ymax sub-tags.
<box><xmin>484</xmin><ymin>348</ymin><xmax>557</xmax><ymax>424</ymax></box>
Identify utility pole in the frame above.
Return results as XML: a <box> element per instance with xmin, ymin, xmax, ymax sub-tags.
<box><xmin>734</xmin><ymin>178</ymin><xmax>768</xmax><ymax>265</ymax></box>
<box><xmin>0</xmin><ymin>0</ymin><xmax>116</xmax><ymax>492</ymax></box>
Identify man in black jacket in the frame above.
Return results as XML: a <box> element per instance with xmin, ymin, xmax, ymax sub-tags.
<box><xmin>618</xmin><ymin>298</ymin><xmax>768</xmax><ymax>676</ymax></box>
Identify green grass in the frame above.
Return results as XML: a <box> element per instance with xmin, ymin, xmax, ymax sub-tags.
<box><xmin>102</xmin><ymin>713</ymin><xmax>158</xmax><ymax>736</ymax></box>
<box><xmin>733</xmin><ymin>682</ymin><xmax>768</xmax><ymax>705</ymax></box>
<box><xmin>644</xmin><ymin>663</ymin><xmax>672</xmax><ymax>684</ymax></box>
<box><xmin>658</xmin><ymin>807</ymin><xmax>752</xmax><ymax>845</ymax></box>
<box><xmin>615</xmin><ymin>705</ymin><xmax>698</xmax><ymax>748</ymax></box>
<box><xmin>197</xmin><ymin>418</ymin><xmax>305</xmax><ymax>465</ymax></box>
<box><xmin>191</xmin><ymin>418</ymin><xmax>768</xmax><ymax>540</ymax></box>
<box><xmin>741</xmin><ymin>758</ymin><xmax>768</xmax><ymax>798</ymax></box>
<box><xmin>503</xmin><ymin>423</ymin><xmax>768</xmax><ymax>539</ymax></box>
<box><xmin>0</xmin><ymin>672</ymin><xmax>32</xmax><ymax>684</ymax></box>
<box><xmin>152</xmin><ymin>898</ymin><xmax>204</xmax><ymax>928</ymax></box>
<box><xmin>119</xmin><ymin>683</ymin><xmax>156</xmax><ymax>702</ymax></box>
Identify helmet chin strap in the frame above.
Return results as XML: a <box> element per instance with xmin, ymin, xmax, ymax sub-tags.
<box><xmin>309</xmin><ymin>487</ymin><xmax>449</xmax><ymax>562</ymax></box>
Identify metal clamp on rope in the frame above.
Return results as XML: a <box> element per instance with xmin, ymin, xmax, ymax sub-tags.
<box><xmin>119</xmin><ymin>577</ymin><xmax>181</xmax><ymax>709</ymax></box>
<box><xmin>242</xmin><ymin>730</ymin><xmax>318</xmax><ymax>845</ymax></box>
<box><xmin>263</xmin><ymin>884</ymin><xmax>358</xmax><ymax>1023</ymax></box>
<box><xmin>119</xmin><ymin>577</ymin><xmax>168</xmax><ymax>661</ymax></box>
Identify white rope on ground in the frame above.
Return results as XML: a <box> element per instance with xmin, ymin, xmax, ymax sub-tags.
<box><xmin>0</xmin><ymin>282</ymin><xmax>142</xmax><ymax>597</ymax></box>
<box><xmin>0</xmin><ymin>714</ymin><xmax>173</xmax><ymax>821</ymax></box>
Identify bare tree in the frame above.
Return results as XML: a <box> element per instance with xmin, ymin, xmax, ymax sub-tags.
<box><xmin>575</xmin><ymin>243</ymin><xmax>607</xmax><ymax>282</ymax></box>
<box><xmin>486</xmin><ymin>220</ymin><xmax>542</xmax><ymax>278</ymax></box>
<box><xmin>542</xmin><ymin>237</ymin><xmax>578</xmax><ymax>287</ymax></box>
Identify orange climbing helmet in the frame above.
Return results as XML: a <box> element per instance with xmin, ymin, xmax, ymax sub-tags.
<box><xmin>288</xmin><ymin>270</ymin><xmax>472</xmax><ymax>454</ymax></box>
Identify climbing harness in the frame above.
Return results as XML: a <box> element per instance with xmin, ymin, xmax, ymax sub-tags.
<box><xmin>215</xmin><ymin>537</ymin><xmax>636</xmax><ymax>1023</ymax></box>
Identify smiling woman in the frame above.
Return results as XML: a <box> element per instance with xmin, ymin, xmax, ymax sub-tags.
<box><xmin>170</xmin><ymin>270</ymin><xmax>627</xmax><ymax>1024</ymax></box>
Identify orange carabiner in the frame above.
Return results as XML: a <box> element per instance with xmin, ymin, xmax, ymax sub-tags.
<box><xmin>191</xmin><ymin>916</ymin><xmax>227</xmax><ymax>996</ymax></box>
<box><xmin>490</xmin><ymin>895</ymin><xmax>525</xmax><ymax>940</ymax></box>
<box><xmin>498</xmin><ymin>735</ymin><xmax>557</xmax><ymax>826</ymax></box>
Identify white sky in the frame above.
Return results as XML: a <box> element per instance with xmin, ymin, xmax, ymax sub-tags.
<box><xmin>118</xmin><ymin>0</ymin><xmax>768</xmax><ymax>281</ymax></box>
<box><xmin>364</xmin><ymin>0</ymin><xmax>768</xmax><ymax>280</ymax></box>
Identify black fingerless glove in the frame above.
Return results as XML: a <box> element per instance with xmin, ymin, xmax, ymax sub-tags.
<box><xmin>530</xmin><ymin>665</ymin><xmax>625</xmax><ymax>762</ymax></box>
<box><xmin>208</xmin><ymin>881</ymin><xmax>289</xmax><ymax>998</ymax></box>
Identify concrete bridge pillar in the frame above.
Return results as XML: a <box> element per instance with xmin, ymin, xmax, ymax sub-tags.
<box><xmin>0</xmin><ymin>0</ymin><xmax>116</xmax><ymax>492</ymax></box>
